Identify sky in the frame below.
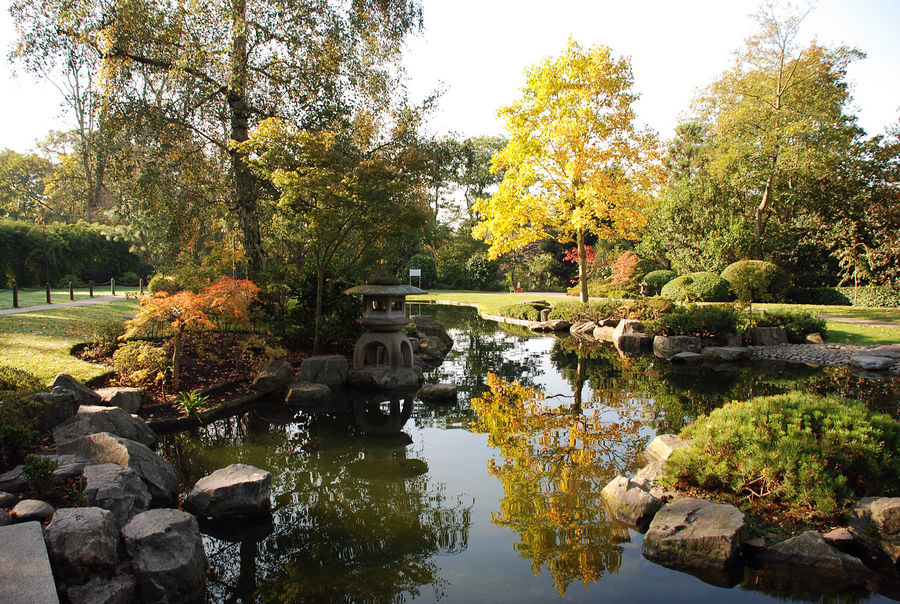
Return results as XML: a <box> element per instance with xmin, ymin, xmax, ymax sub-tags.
<box><xmin>1</xmin><ymin>0</ymin><xmax>899</xmax><ymax>154</ymax></box>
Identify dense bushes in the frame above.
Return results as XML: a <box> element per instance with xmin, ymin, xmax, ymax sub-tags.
<box><xmin>498</xmin><ymin>301</ymin><xmax>550</xmax><ymax>322</ymax></box>
<box><xmin>548</xmin><ymin>298</ymin><xmax>673</xmax><ymax>323</ymax></box>
<box><xmin>660</xmin><ymin>272</ymin><xmax>732</xmax><ymax>302</ymax></box>
<box><xmin>646</xmin><ymin>304</ymin><xmax>744</xmax><ymax>338</ymax></box>
<box><xmin>665</xmin><ymin>393</ymin><xmax>900</xmax><ymax>517</ymax></box>
<box><xmin>787</xmin><ymin>287</ymin><xmax>852</xmax><ymax>306</ymax></box>
<box><xmin>406</xmin><ymin>253</ymin><xmax>437</xmax><ymax>288</ymax></box>
<box><xmin>721</xmin><ymin>260</ymin><xmax>790</xmax><ymax>303</ymax></box>
<box><xmin>836</xmin><ymin>285</ymin><xmax>900</xmax><ymax>308</ymax></box>
<box><xmin>642</xmin><ymin>270</ymin><xmax>676</xmax><ymax>295</ymax></box>
<box><xmin>0</xmin><ymin>219</ymin><xmax>147</xmax><ymax>288</ymax></box>
<box><xmin>755</xmin><ymin>310</ymin><xmax>827</xmax><ymax>343</ymax></box>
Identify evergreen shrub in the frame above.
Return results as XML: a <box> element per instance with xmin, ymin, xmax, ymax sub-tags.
<box><xmin>787</xmin><ymin>287</ymin><xmax>852</xmax><ymax>306</ymax></box>
<box><xmin>836</xmin><ymin>285</ymin><xmax>900</xmax><ymax>308</ymax></box>
<box><xmin>755</xmin><ymin>310</ymin><xmax>826</xmax><ymax>343</ymax></box>
<box><xmin>499</xmin><ymin>301</ymin><xmax>550</xmax><ymax>322</ymax></box>
<box><xmin>547</xmin><ymin>298</ymin><xmax>673</xmax><ymax>323</ymax></box>
<box><xmin>646</xmin><ymin>304</ymin><xmax>744</xmax><ymax>338</ymax></box>
<box><xmin>660</xmin><ymin>272</ymin><xmax>732</xmax><ymax>302</ymax></box>
<box><xmin>664</xmin><ymin>393</ymin><xmax>900</xmax><ymax>517</ymax></box>
<box><xmin>721</xmin><ymin>260</ymin><xmax>790</xmax><ymax>303</ymax></box>
<box><xmin>642</xmin><ymin>270</ymin><xmax>677</xmax><ymax>295</ymax></box>
<box><xmin>148</xmin><ymin>274</ymin><xmax>182</xmax><ymax>295</ymax></box>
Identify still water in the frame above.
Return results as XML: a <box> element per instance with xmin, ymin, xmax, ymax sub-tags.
<box><xmin>161</xmin><ymin>304</ymin><xmax>899</xmax><ymax>603</ymax></box>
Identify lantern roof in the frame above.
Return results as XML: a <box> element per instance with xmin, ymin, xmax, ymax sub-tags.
<box><xmin>344</xmin><ymin>275</ymin><xmax>426</xmax><ymax>296</ymax></box>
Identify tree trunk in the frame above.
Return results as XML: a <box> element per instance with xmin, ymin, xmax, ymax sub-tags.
<box><xmin>313</xmin><ymin>262</ymin><xmax>325</xmax><ymax>354</ymax></box>
<box><xmin>577</xmin><ymin>228</ymin><xmax>588</xmax><ymax>303</ymax></box>
<box><xmin>755</xmin><ymin>161</ymin><xmax>777</xmax><ymax>258</ymax></box>
<box><xmin>229</xmin><ymin>0</ymin><xmax>265</xmax><ymax>277</ymax></box>
<box><xmin>172</xmin><ymin>329</ymin><xmax>182</xmax><ymax>392</ymax></box>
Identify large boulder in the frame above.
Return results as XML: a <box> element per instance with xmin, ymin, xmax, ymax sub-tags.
<box><xmin>851</xmin><ymin>497</ymin><xmax>900</xmax><ymax>565</ymax></box>
<box><xmin>347</xmin><ymin>366</ymin><xmax>422</xmax><ymax>390</ymax></box>
<box><xmin>53</xmin><ymin>405</ymin><xmax>157</xmax><ymax>448</ymax></box>
<box><xmin>612</xmin><ymin>319</ymin><xmax>644</xmax><ymax>341</ymax></box>
<box><xmin>66</xmin><ymin>576</ymin><xmax>136</xmax><ymax>604</ymax></box>
<box><xmin>653</xmin><ymin>335</ymin><xmax>702</xmax><ymax>360</ymax></box>
<box><xmin>94</xmin><ymin>387</ymin><xmax>144</xmax><ymax>413</ymax></box>
<box><xmin>849</xmin><ymin>355</ymin><xmax>894</xmax><ymax>372</ymax></box>
<box><xmin>700</xmin><ymin>346</ymin><xmax>751</xmax><ymax>362</ymax></box>
<box><xmin>56</xmin><ymin>432</ymin><xmax>177</xmax><ymax>505</ymax></box>
<box><xmin>297</xmin><ymin>355</ymin><xmax>348</xmax><ymax>386</ymax></box>
<box><xmin>83</xmin><ymin>463</ymin><xmax>152</xmax><ymax>530</ymax></box>
<box><xmin>283</xmin><ymin>381</ymin><xmax>331</xmax><ymax>406</ymax></box>
<box><xmin>252</xmin><ymin>359</ymin><xmax>296</xmax><ymax>393</ymax></box>
<box><xmin>646</xmin><ymin>434</ymin><xmax>690</xmax><ymax>462</ymax></box>
<box><xmin>183</xmin><ymin>463</ymin><xmax>272</xmax><ymax>519</ymax></box>
<box><xmin>592</xmin><ymin>325</ymin><xmax>617</xmax><ymax>342</ymax></box>
<box><xmin>616</xmin><ymin>334</ymin><xmax>652</xmax><ymax>355</ymax></box>
<box><xmin>755</xmin><ymin>531</ymin><xmax>871</xmax><ymax>589</ymax></box>
<box><xmin>27</xmin><ymin>389</ymin><xmax>78</xmax><ymax>432</ymax></box>
<box><xmin>123</xmin><ymin>509</ymin><xmax>208</xmax><ymax>603</ymax></box>
<box><xmin>44</xmin><ymin>507</ymin><xmax>119</xmax><ymax>579</ymax></box>
<box><xmin>410</xmin><ymin>315</ymin><xmax>453</xmax><ymax>355</ymax></box>
<box><xmin>643</xmin><ymin>498</ymin><xmax>748</xmax><ymax>586</ymax></box>
<box><xmin>50</xmin><ymin>373</ymin><xmax>102</xmax><ymax>406</ymax></box>
<box><xmin>749</xmin><ymin>326</ymin><xmax>787</xmax><ymax>346</ymax></box>
<box><xmin>600</xmin><ymin>476</ymin><xmax>663</xmax><ymax>531</ymax></box>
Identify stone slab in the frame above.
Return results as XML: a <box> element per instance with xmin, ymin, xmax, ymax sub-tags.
<box><xmin>0</xmin><ymin>521</ymin><xmax>60</xmax><ymax>604</ymax></box>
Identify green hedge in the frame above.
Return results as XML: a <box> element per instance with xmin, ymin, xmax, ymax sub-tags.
<box><xmin>548</xmin><ymin>298</ymin><xmax>673</xmax><ymax>323</ymax></box>
<box><xmin>755</xmin><ymin>310</ymin><xmax>826</xmax><ymax>343</ymax></box>
<box><xmin>646</xmin><ymin>304</ymin><xmax>744</xmax><ymax>338</ymax></box>
<box><xmin>642</xmin><ymin>270</ymin><xmax>677</xmax><ymax>295</ymax></box>
<box><xmin>665</xmin><ymin>393</ymin><xmax>900</xmax><ymax>517</ymax></box>
<box><xmin>721</xmin><ymin>260</ymin><xmax>790</xmax><ymax>303</ymax></box>
<box><xmin>787</xmin><ymin>287</ymin><xmax>852</xmax><ymax>306</ymax></box>
<box><xmin>498</xmin><ymin>301</ymin><xmax>550</xmax><ymax>322</ymax></box>
<box><xmin>660</xmin><ymin>272</ymin><xmax>733</xmax><ymax>303</ymax></box>
<box><xmin>836</xmin><ymin>286</ymin><xmax>900</xmax><ymax>308</ymax></box>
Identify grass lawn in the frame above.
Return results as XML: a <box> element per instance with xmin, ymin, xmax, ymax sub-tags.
<box><xmin>411</xmin><ymin>290</ymin><xmax>900</xmax><ymax>346</ymax></box>
<box><xmin>0</xmin><ymin>299</ymin><xmax>139</xmax><ymax>386</ymax></box>
<box><xmin>0</xmin><ymin>286</ymin><xmax>143</xmax><ymax>310</ymax></box>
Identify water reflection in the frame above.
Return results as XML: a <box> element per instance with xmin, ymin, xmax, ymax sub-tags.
<box><xmin>471</xmin><ymin>373</ymin><xmax>648</xmax><ymax>595</ymax></box>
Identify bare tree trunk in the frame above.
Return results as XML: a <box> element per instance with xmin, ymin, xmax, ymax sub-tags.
<box><xmin>577</xmin><ymin>228</ymin><xmax>588</xmax><ymax>303</ymax></box>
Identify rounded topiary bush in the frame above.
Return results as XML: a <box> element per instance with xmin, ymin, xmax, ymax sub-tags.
<box><xmin>660</xmin><ymin>272</ymin><xmax>732</xmax><ymax>302</ymax></box>
<box><xmin>664</xmin><ymin>393</ymin><xmax>900</xmax><ymax>518</ymax></box>
<box><xmin>721</xmin><ymin>260</ymin><xmax>790</xmax><ymax>303</ymax></box>
<box><xmin>147</xmin><ymin>274</ymin><xmax>182</xmax><ymax>295</ymax></box>
<box><xmin>642</xmin><ymin>269</ymin><xmax>677</xmax><ymax>295</ymax></box>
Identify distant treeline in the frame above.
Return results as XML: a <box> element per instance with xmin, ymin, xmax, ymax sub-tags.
<box><xmin>0</xmin><ymin>219</ymin><xmax>148</xmax><ymax>288</ymax></box>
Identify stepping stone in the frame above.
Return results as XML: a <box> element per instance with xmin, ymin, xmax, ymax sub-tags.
<box><xmin>0</xmin><ymin>521</ymin><xmax>60</xmax><ymax>604</ymax></box>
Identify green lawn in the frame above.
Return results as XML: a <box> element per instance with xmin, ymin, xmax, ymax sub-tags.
<box><xmin>0</xmin><ymin>286</ymin><xmax>141</xmax><ymax>310</ymax></box>
<box><xmin>0</xmin><ymin>299</ymin><xmax>139</xmax><ymax>385</ymax></box>
<box><xmin>411</xmin><ymin>290</ymin><xmax>900</xmax><ymax>346</ymax></box>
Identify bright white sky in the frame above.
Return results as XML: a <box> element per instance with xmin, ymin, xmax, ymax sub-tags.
<box><xmin>1</xmin><ymin>0</ymin><xmax>898</xmax><ymax>154</ymax></box>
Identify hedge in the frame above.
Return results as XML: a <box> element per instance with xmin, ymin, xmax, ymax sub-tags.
<box><xmin>660</xmin><ymin>272</ymin><xmax>732</xmax><ymax>303</ymax></box>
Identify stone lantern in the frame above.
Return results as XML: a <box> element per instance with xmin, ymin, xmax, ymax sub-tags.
<box><xmin>344</xmin><ymin>275</ymin><xmax>426</xmax><ymax>389</ymax></box>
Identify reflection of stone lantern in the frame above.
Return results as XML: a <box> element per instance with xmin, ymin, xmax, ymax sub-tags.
<box><xmin>344</xmin><ymin>276</ymin><xmax>426</xmax><ymax>389</ymax></box>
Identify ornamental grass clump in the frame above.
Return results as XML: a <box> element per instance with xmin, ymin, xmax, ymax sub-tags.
<box><xmin>664</xmin><ymin>393</ymin><xmax>900</xmax><ymax>518</ymax></box>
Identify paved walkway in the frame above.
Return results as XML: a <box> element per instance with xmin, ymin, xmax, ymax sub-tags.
<box><xmin>0</xmin><ymin>295</ymin><xmax>121</xmax><ymax>316</ymax></box>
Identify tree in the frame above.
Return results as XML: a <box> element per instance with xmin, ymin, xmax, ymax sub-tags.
<box><xmin>697</xmin><ymin>2</ymin><xmax>864</xmax><ymax>257</ymax></box>
<box><xmin>0</xmin><ymin>150</ymin><xmax>53</xmax><ymax>221</ymax></box>
<box><xmin>11</xmin><ymin>0</ymin><xmax>422</xmax><ymax>276</ymax></box>
<box><xmin>472</xmin><ymin>39</ymin><xmax>658</xmax><ymax>302</ymax></box>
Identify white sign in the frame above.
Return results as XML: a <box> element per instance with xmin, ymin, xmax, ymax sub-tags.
<box><xmin>409</xmin><ymin>269</ymin><xmax>422</xmax><ymax>277</ymax></box>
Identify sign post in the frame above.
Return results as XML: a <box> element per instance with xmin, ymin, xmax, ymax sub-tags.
<box><xmin>409</xmin><ymin>268</ymin><xmax>422</xmax><ymax>289</ymax></box>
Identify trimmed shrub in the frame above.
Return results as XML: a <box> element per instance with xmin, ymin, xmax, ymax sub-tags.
<box><xmin>836</xmin><ymin>285</ymin><xmax>900</xmax><ymax>308</ymax></box>
<box><xmin>148</xmin><ymin>274</ymin><xmax>182</xmax><ymax>295</ymax></box>
<box><xmin>755</xmin><ymin>310</ymin><xmax>827</xmax><ymax>343</ymax></box>
<box><xmin>642</xmin><ymin>270</ymin><xmax>677</xmax><ymax>295</ymax></box>
<box><xmin>664</xmin><ymin>393</ymin><xmax>900</xmax><ymax>517</ymax></box>
<box><xmin>660</xmin><ymin>272</ymin><xmax>732</xmax><ymax>303</ymax></box>
<box><xmin>787</xmin><ymin>287</ymin><xmax>852</xmax><ymax>306</ymax></box>
<box><xmin>499</xmin><ymin>301</ymin><xmax>550</xmax><ymax>322</ymax></box>
<box><xmin>646</xmin><ymin>304</ymin><xmax>744</xmax><ymax>338</ymax></box>
<box><xmin>721</xmin><ymin>260</ymin><xmax>790</xmax><ymax>303</ymax></box>
<box><xmin>548</xmin><ymin>298</ymin><xmax>673</xmax><ymax>323</ymax></box>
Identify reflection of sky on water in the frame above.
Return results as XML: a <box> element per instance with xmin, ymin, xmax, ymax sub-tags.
<box><xmin>162</xmin><ymin>303</ymin><xmax>897</xmax><ymax>603</ymax></box>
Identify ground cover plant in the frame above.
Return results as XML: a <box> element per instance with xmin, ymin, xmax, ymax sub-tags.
<box><xmin>664</xmin><ymin>393</ymin><xmax>900</xmax><ymax>522</ymax></box>
<box><xmin>498</xmin><ymin>300</ymin><xmax>551</xmax><ymax>322</ymax></box>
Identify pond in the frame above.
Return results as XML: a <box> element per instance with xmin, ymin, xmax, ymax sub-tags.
<box><xmin>160</xmin><ymin>304</ymin><xmax>899</xmax><ymax>603</ymax></box>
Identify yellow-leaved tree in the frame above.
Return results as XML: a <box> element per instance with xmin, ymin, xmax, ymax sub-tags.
<box><xmin>473</xmin><ymin>38</ymin><xmax>659</xmax><ymax>302</ymax></box>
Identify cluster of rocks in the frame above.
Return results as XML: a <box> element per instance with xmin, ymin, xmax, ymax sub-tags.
<box><xmin>601</xmin><ymin>434</ymin><xmax>900</xmax><ymax>596</ymax></box>
<box><xmin>749</xmin><ymin>342</ymin><xmax>900</xmax><ymax>374</ymax></box>
<box><xmin>0</xmin><ymin>373</ymin><xmax>274</xmax><ymax>603</ymax></box>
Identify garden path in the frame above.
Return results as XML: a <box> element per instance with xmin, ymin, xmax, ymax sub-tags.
<box><xmin>0</xmin><ymin>295</ymin><xmax>120</xmax><ymax>316</ymax></box>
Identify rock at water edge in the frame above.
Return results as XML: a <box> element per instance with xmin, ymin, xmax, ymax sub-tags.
<box><xmin>44</xmin><ymin>507</ymin><xmax>119</xmax><ymax>579</ymax></box>
<box><xmin>600</xmin><ymin>476</ymin><xmax>663</xmax><ymax>531</ymax></box>
<box><xmin>183</xmin><ymin>463</ymin><xmax>272</xmax><ymax>519</ymax></box>
<box><xmin>83</xmin><ymin>463</ymin><xmax>151</xmax><ymax>530</ymax></box>
<box><xmin>53</xmin><ymin>405</ymin><xmax>157</xmax><ymax>448</ymax></box>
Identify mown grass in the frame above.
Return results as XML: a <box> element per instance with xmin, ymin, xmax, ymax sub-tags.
<box><xmin>412</xmin><ymin>290</ymin><xmax>900</xmax><ymax>345</ymax></box>
<box><xmin>0</xmin><ymin>299</ymin><xmax>139</xmax><ymax>385</ymax></box>
<box><xmin>0</xmin><ymin>286</ymin><xmax>137</xmax><ymax>311</ymax></box>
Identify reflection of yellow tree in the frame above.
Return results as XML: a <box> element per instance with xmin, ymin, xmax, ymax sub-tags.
<box><xmin>471</xmin><ymin>373</ymin><xmax>649</xmax><ymax>594</ymax></box>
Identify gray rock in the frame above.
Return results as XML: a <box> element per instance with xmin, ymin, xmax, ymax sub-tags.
<box><xmin>0</xmin><ymin>521</ymin><xmax>59</xmax><ymax>604</ymax></box>
<box><xmin>417</xmin><ymin>383</ymin><xmax>457</xmax><ymax>404</ymax></box>
<box><xmin>66</xmin><ymin>576</ymin><xmax>136</xmax><ymax>604</ymax></box>
<box><xmin>283</xmin><ymin>380</ymin><xmax>331</xmax><ymax>405</ymax></box>
<box><xmin>298</xmin><ymin>355</ymin><xmax>348</xmax><ymax>386</ymax></box>
<box><xmin>123</xmin><ymin>509</ymin><xmax>208</xmax><ymax>603</ymax></box>
<box><xmin>252</xmin><ymin>359</ymin><xmax>296</xmax><ymax>393</ymax></box>
<box><xmin>634</xmin><ymin>459</ymin><xmax>666</xmax><ymax>484</ymax></box>
<box><xmin>183</xmin><ymin>463</ymin><xmax>272</xmax><ymax>519</ymax></box>
<box><xmin>805</xmin><ymin>332</ymin><xmax>825</xmax><ymax>345</ymax></box>
<box><xmin>94</xmin><ymin>387</ymin><xmax>144</xmax><ymax>413</ymax></box>
<box><xmin>598</xmin><ymin>318</ymin><xmax>620</xmax><ymax>328</ymax></box>
<box><xmin>411</xmin><ymin>315</ymin><xmax>454</xmax><ymax>355</ymax></box>
<box><xmin>615</xmin><ymin>334</ymin><xmax>652</xmax><ymax>355</ymax></box>
<box><xmin>600</xmin><ymin>476</ymin><xmax>663</xmax><ymax>531</ymax></box>
<box><xmin>11</xmin><ymin>499</ymin><xmax>54</xmax><ymax>522</ymax></box>
<box><xmin>347</xmin><ymin>366</ymin><xmax>422</xmax><ymax>390</ymax></box>
<box><xmin>592</xmin><ymin>325</ymin><xmax>617</xmax><ymax>342</ymax></box>
<box><xmin>855</xmin><ymin>497</ymin><xmax>900</xmax><ymax>535</ymax></box>
<box><xmin>653</xmin><ymin>335</ymin><xmax>702</xmax><ymax>359</ymax></box>
<box><xmin>671</xmin><ymin>351</ymin><xmax>702</xmax><ymax>365</ymax></box>
<box><xmin>83</xmin><ymin>463</ymin><xmax>151</xmax><ymax>530</ymax></box>
<box><xmin>868</xmin><ymin>344</ymin><xmax>900</xmax><ymax>359</ymax></box>
<box><xmin>612</xmin><ymin>319</ymin><xmax>644</xmax><ymax>341</ymax></box>
<box><xmin>570</xmin><ymin>319</ymin><xmax>597</xmax><ymax>336</ymax></box>
<box><xmin>50</xmin><ymin>373</ymin><xmax>102</xmax><ymax>406</ymax></box>
<box><xmin>27</xmin><ymin>390</ymin><xmax>78</xmax><ymax>432</ymax></box>
<box><xmin>750</xmin><ymin>326</ymin><xmax>787</xmax><ymax>346</ymax></box>
<box><xmin>758</xmin><ymin>531</ymin><xmax>870</xmax><ymax>585</ymax></box>
<box><xmin>547</xmin><ymin>319</ymin><xmax>572</xmax><ymax>332</ymax></box>
<box><xmin>823</xmin><ymin>527</ymin><xmax>855</xmax><ymax>547</ymax></box>
<box><xmin>646</xmin><ymin>434</ymin><xmax>690</xmax><ymax>462</ymax></box>
<box><xmin>56</xmin><ymin>432</ymin><xmax>176</xmax><ymax>505</ymax></box>
<box><xmin>643</xmin><ymin>498</ymin><xmax>748</xmax><ymax>579</ymax></box>
<box><xmin>0</xmin><ymin>491</ymin><xmax>15</xmax><ymax>508</ymax></box>
<box><xmin>852</xmin><ymin>496</ymin><xmax>900</xmax><ymax>565</ymax></box>
<box><xmin>700</xmin><ymin>346</ymin><xmax>751</xmax><ymax>362</ymax></box>
<box><xmin>0</xmin><ymin>455</ymin><xmax>88</xmax><ymax>495</ymax></box>
<box><xmin>849</xmin><ymin>355</ymin><xmax>893</xmax><ymax>371</ymax></box>
<box><xmin>53</xmin><ymin>405</ymin><xmax>156</xmax><ymax>448</ymax></box>
<box><xmin>0</xmin><ymin>468</ymin><xmax>26</xmax><ymax>494</ymax></box>
<box><xmin>44</xmin><ymin>507</ymin><xmax>118</xmax><ymax>579</ymax></box>
<box><xmin>0</xmin><ymin>509</ymin><xmax>9</xmax><ymax>526</ymax></box>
